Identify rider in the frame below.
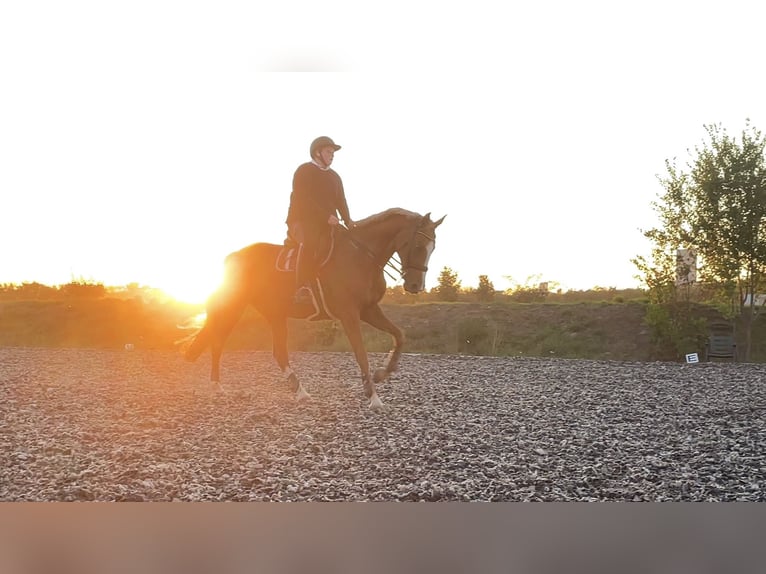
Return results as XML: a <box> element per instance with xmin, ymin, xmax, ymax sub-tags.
<box><xmin>285</xmin><ymin>136</ymin><xmax>355</xmax><ymax>304</ymax></box>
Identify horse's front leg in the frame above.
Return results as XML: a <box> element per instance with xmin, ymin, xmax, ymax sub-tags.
<box><xmin>339</xmin><ymin>314</ymin><xmax>383</xmax><ymax>411</ymax></box>
<box><xmin>270</xmin><ymin>317</ymin><xmax>310</xmax><ymax>402</ymax></box>
<box><xmin>360</xmin><ymin>304</ymin><xmax>405</xmax><ymax>384</ymax></box>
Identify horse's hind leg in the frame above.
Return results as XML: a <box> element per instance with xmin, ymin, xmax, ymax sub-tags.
<box><xmin>206</xmin><ymin>293</ymin><xmax>247</xmax><ymax>389</ymax></box>
<box><xmin>361</xmin><ymin>304</ymin><xmax>405</xmax><ymax>384</ymax></box>
<box><xmin>269</xmin><ymin>317</ymin><xmax>310</xmax><ymax>402</ymax></box>
<box><xmin>209</xmin><ymin>323</ymin><xmax>236</xmax><ymax>390</ymax></box>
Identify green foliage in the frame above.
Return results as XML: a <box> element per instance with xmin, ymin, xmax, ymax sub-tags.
<box><xmin>457</xmin><ymin>317</ymin><xmax>502</xmax><ymax>355</ymax></box>
<box><xmin>16</xmin><ymin>278</ymin><xmax>766</xmax><ymax>361</ymax></box>
<box><xmin>60</xmin><ymin>279</ymin><xmax>107</xmax><ymax>299</ymax></box>
<box><xmin>508</xmin><ymin>287</ymin><xmax>548</xmax><ymax>303</ymax></box>
<box><xmin>0</xmin><ymin>298</ymin><xmax>200</xmax><ymax>349</ymax></box>
<box><xmin>637</xmin><ymin>119</ymin><xmax>766</xmax><ymax>360</ymax></box>
<box><xmin>0</xmin><ymin>282</ymin><xmax>59</xmax><ymax>300</ymax></box>
<box><xmin>473</xmin><ymin>275</ymin><xmax>495</xmax><ymax>302</ymax></box>
<box><xmin>381</xmin><ymin>275</ymin><xmax>644</xmax><ymax>306</ymax></box>
<box><xmin>504</xmin><ymin>274</ymin><xmax>552</xmax><ymax>303</ymax></box>
<box><xmin>1</xmin><ymin>279</ymin><xmax>107</xmax><ymax>301</ymax></box>
<box><xmin>382</xmin><ymin>285</ymin><xmax>425</xmax><ymax>304</ymax></box>
<box><xmin>643</xmin><ymin>303</ymin><xmax>708</xmax><ymax>361</ymax></box>
<box><xmin>681</xmin><ymin>122</ymin><xmax>766</xmax><ymax>290</ymax></box>
<box><xmin>546</xmin><ymin>287</ymin><xmax>646</xmax><ymax>304</ymax></box>
<box><xmin>432</xmin><ymin>266</ymin><xmax>461</xmax><ymax>302</ymax></box>
<box><xmin>633</xmin><ymin>235</ymin><xmax>710</xmax><ymax>359</ymax></box>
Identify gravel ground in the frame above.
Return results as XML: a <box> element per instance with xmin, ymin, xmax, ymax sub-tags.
<box><xmin>1</xmin><ymin>347</ymin><xmax>765</xmax><ymax>501</ymax></box>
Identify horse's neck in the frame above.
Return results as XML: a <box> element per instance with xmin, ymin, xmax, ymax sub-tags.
<box><xmin>354</xmin><ymin>217</ymin><xmax>405</xmax><ymax>262</ymax></box>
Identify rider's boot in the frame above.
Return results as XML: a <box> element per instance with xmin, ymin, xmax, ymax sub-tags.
<box><xmin>293</xmin><ymin>245</ymin><xmax>315</xmax><ymax>305</ymax></box>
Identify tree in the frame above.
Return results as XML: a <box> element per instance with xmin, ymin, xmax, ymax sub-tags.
<box><xmin>636</xmin><ymin>120</ymin><xmax>766</xmax><ymax>359</ymax></box>
<box><xmin>13</xmin><ymin>282</ymin><xmax>58</xmax><ymax>300</ymax></box>
<box><xmin>474</xmin><ymin>275</ymin><xmax>495</xmax><ymax>302</ymax></box>
<box><xmin>60</xmin><ymin>279</ymin><xmax>107</xmax><ymax>299</ymax></box>
<box><xmin>632</xmin><ymin>241</ymin><xmax>708</xmax><ymax>360</ymax></box>
<box><xmin>433</xmin><ymin>266</ymin><xmax>461</xmax><ymax>302</ymax></box>
<box><xmin>383</xmin><ymin>285</ymin><xmax>422</xmax><ymax>304</ymax></box>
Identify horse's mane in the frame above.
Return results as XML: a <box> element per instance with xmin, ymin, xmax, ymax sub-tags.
<box><xmin>354</xmin><ymin>208</ymin><xmax>420</xmax><ymax>228</ymax></box>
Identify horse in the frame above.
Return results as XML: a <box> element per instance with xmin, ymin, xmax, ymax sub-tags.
<box><xmin>181</xmin><ymin>207</ymin><xmax>445</xmax><ymax>411</ymax></box>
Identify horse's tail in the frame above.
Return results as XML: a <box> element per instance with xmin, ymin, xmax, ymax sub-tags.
<box><xmin>175</xmin><ymin>249</ymin><xmax>251</xmax><ymax>361</ymax></box>
<box><xmin>176</xmin><ymin>323</ymin><xmax>211</xmax><ymax>362</ymax></box>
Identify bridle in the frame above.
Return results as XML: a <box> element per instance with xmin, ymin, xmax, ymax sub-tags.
<box><xmin>342</xmin><ymin>218</ymin><xmax>434</xmax><ymax>282</ymax></box>
<box><xmin>396</xmin><ymin>228</ymin><xmax>434</xmax><ymax>275</ymax></box>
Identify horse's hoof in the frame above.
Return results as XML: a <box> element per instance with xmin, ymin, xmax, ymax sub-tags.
<box><xmin>287</xmin><ymin>373</ymin><xmax>300</xmax><ymax>393</ymax></box>
<box><xmin>369</xmin><ymin>395</ymin><xmax>384</xmax><ymax>412</ymax></box>
<box><xmin>296</xmin><ymin>388</ymin><xmax>311</xmax><ymax>402</ymax></box>
<box><xmin>373</xmin><ymin>367</ymin><xmax>389</xmax><ymax>384</ymax></box>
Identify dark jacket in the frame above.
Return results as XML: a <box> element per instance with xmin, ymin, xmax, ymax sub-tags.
<box><xmin>285</xmin><ymin>162</ymin><xmax>351</xmax><ymax>233</ymax></box>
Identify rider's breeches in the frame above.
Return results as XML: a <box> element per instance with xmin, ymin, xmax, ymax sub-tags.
<box><xmin>290</xmin><ymin>223</ymin><xmax>321</xmax><ymax>288</ymax></box>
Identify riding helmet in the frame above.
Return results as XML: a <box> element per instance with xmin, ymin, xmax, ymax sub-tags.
<box><xmin>310</xmin><ymin>136</ymin><xmax>341</xmax><ymax>157</ymax></box>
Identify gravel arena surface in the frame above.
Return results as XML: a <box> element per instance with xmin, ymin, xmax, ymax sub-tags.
<box><xmin>2</xmin><ymin>347</ymin><xmax>766</xmax><ymax>501</ymax></box>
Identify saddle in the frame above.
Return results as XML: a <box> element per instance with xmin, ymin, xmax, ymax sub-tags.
<box><xmin>275</xmin><ymin>233</ymin><xmax>335</xmax><ymax>273</ymax></box>
<box><xmin>275</xmin><ymin>241</ymin><xmax>300</xmax><ymax>273</ymax></box>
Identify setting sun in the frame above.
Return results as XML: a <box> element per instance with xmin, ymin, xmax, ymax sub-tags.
<box><xmin>157</xmin><ymin>275</ymin><xmax>222</xmax><ymax>306</ymax></box>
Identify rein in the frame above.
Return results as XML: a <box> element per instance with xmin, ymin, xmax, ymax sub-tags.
<box><xmin>342</xmin><ymin>227</ymin><xmax>400</xmax><ymax>281</ymax></box>
<box><xmin>341</xmin><ymin>223</ymin><xmax>433</xmax><ymax>282</ymax></box>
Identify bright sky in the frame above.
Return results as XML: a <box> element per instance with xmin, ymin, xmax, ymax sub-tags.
<box><xmin>3</xmin><ymin>1</ymin><xmax>766</xmax><ymax>303</ymax></box>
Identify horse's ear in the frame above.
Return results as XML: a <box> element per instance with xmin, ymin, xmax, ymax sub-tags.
<box><xmin>422</xmin><ymin>212</ymin><xmax>445</xmax><ymax>227</ymax></box>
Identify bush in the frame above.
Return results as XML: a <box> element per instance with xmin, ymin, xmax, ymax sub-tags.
<box><xmin>644</xmin><ymin>303</ymin><xmax>708</xmax><ymax>360</ymax></box>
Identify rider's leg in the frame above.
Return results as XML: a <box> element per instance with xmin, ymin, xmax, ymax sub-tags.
<box><xmin>295</xmin><ymin>245</ymin><xmax>314</xmax><ymax>292</ymax></box>
<box><xmin>294</xmin><ymin>228</ymin><xmax>319</xmax><ymax>303</ymax></box>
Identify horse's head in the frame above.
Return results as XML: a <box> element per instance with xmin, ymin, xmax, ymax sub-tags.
<box><xmin>398</xmin><ymin>212</ymin><xmax>446</xmax><ymax>293</ymax></box>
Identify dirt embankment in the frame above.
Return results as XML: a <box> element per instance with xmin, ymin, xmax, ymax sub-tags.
<box><xmin>378</xmin><ymin>302</ymin><xmax>654</xmax><ymax>360</ymax></box>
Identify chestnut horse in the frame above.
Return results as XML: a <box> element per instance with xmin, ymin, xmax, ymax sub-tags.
<box><xmin>181</xmin><ymin>208</ymin><xmax>445</xmax><ymax>410</ymax></box>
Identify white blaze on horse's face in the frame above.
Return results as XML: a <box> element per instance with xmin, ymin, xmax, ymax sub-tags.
<box><xmin>401</xmin><ymin>213</ymin><xmax>445</xmax><ymax>294</ymax></box>
<box><xmin>402</xmin><ymin>236</ymin><xmax>435</xmax><ymax>293</ymax></box>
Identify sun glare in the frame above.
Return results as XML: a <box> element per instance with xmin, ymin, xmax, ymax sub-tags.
<box><xmin>158</xmin><ymin>276</ymin><xmax>221</xmax><ymax>305</ymax></box>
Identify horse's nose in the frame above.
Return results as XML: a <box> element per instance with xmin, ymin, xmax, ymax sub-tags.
<box><xmin>404</xmin><ymin>280</ymin><xmax>422</xmax><ymax>293</ymax></box>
